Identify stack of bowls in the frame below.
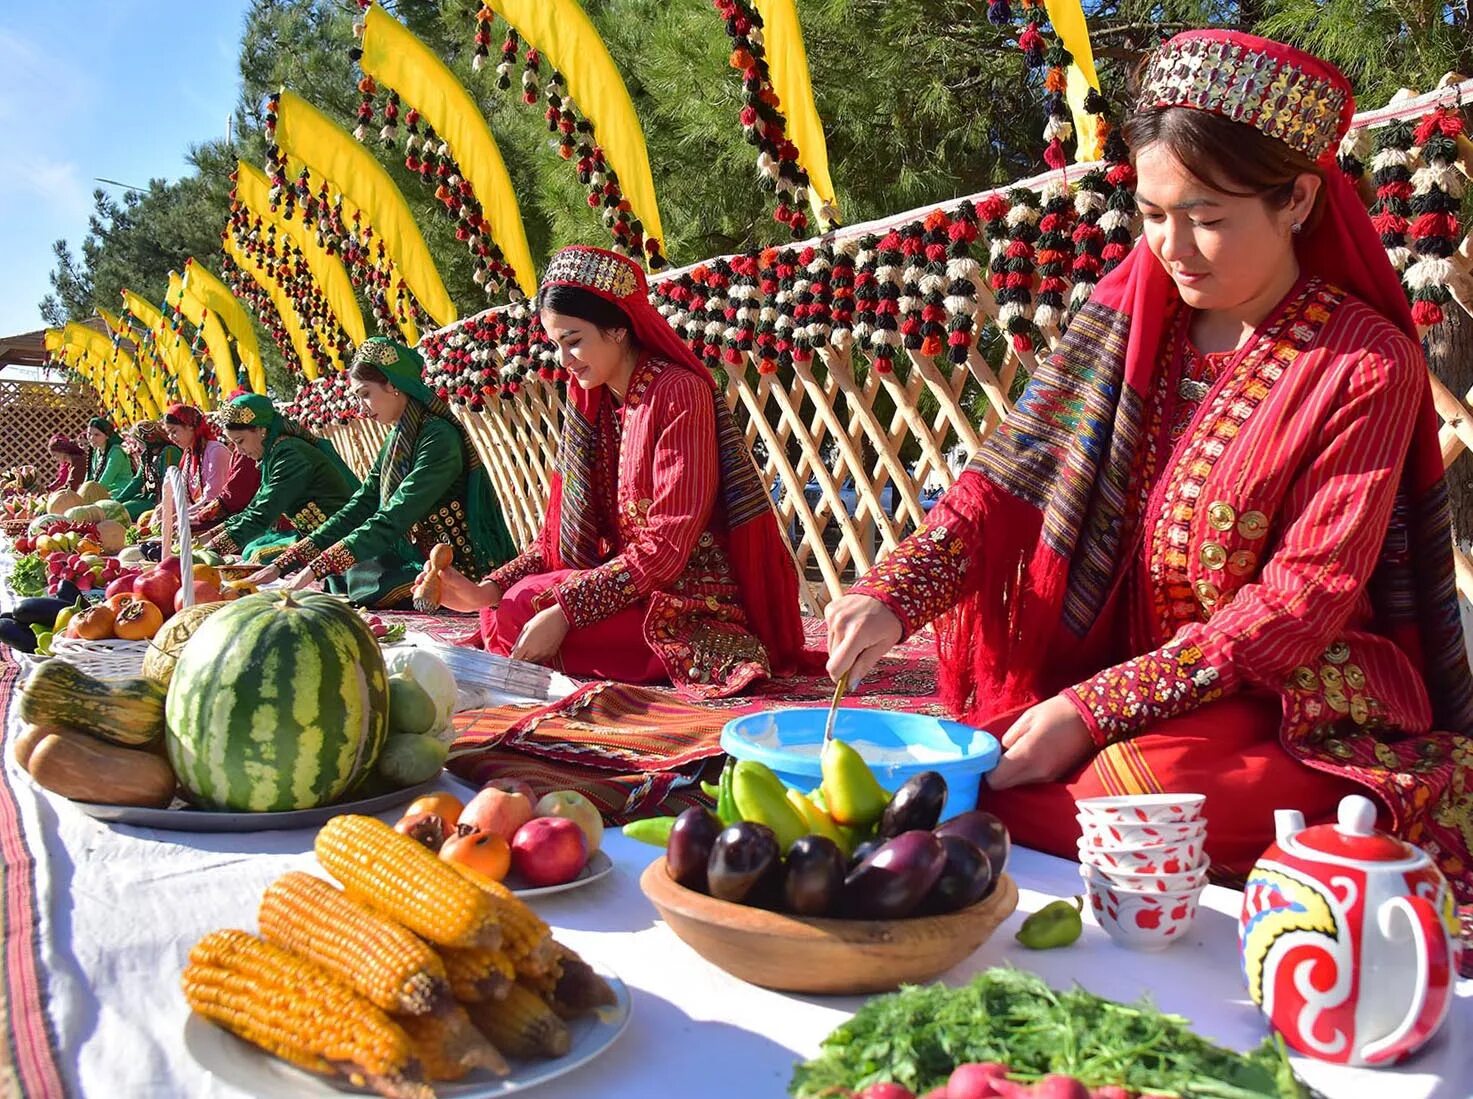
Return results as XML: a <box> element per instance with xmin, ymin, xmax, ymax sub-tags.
<box><xmin>1074</xmin><ymin>793</ymin><xmax>1208</xmax><ymax>951</ymax></box>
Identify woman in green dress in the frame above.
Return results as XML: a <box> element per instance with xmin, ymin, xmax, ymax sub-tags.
<box><xmin>255</xmin><ymin>336</ymin><xmax>515</xmax><ymax>607</ymax></box>
<box><xmin>114</xmin><ymin>421</ymin><xmax>182</xmax><ymax>521</ymax></box>
<box><xmin>84</xmin><ymin>417</ymin><xmax>132</xmax><ymax>497</ymax></box>
<box><xmin>202</xmin><ymin>393</ymin><xmax>359</xmax><ymax>564</ymax></box>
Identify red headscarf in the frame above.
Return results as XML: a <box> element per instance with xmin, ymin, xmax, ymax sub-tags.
<box><xmin>164</xmin><ymin>403</ymin><xmax>217</xmax><ymax>447</ymax></box>
<box><xmin>939</xmin><ymin>31</ymin><xmax>1473</xmax><ymax>733</ymax></box>
<box><xmin>538</xmin><ymin>245</ymin><xmax>810</xmax><ymax>675</ymax></box>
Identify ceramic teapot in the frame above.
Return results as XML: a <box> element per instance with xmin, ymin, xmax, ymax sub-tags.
<box><xmin>1239</xmin><ymin>794</ymin><xmax>1459</xmax><ymax>1066</ymax></box>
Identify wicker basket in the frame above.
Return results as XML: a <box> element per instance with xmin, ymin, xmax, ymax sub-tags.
<box><xmin>30</xmin><ymin>469</ymin><xmax>196</xmax><ymax>680</ymax></box>
<box><xmin>1</xmin><ymin>517</ymin><xmax>33</xmax><ymax>538</ymax></box>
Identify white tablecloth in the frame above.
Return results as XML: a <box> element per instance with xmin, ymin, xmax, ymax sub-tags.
<box><xmin>8</xmin><ymin>735</ymin><xmax>1470</xmax><ymax>1099</ymax></box>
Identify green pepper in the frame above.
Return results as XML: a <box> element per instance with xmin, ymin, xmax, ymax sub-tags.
<box><xmin>715</xmin><ymin>757</ymin><xmax>739</xmax><ymax>827</ymax></box>
<box><xmin>1015</xmin><ymin>896</ymin><xmax>1084</xmax><ymax>950</ymax></box>
<box><xmin>699</xmin><ymin>780</ymin><xmax>722</xmax><ymax>802</ymax></box>
<box><xmin>622</xmin><ymin>816</ymin><xmax>678</xmax><ymax>847</ymax></box>
<box><xmin>731</xmin><ymin>759</ymin><xmax>808</xmax><ymax>850</ymax></box>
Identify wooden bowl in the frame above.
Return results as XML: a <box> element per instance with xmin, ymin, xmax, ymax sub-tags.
<box><xmin>639</xmin><ymin>856</ymin><xmax>1019</xmax><ymax>995</ymax></box>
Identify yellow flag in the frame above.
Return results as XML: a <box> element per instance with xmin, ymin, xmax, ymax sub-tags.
<box><xmin>1043</xmin><ymin>0</ymin><xmax>1102</xmax><ymax>163</ymax></box>
<box><xmin>169</xmin><ymin>272</ymin><xmax>241</xmax><ymax>396</ymax></box>
<box><xmin>360</xmin><ymin>5</ymin><xmax>536</xmax><ymax>297</ymax></box>
<box><xmin>274</xmin><ymin>90</ymin><xmax>456</xmax><ymax>327</ymax></box>
<box><xmin>119</xmin><ymin>290</ymin><xmax>210</xmax><ymax>409</ymax></box>
<box><xmin>752</xmin><ymin>0</ymin><xmax>838</xmax><ymax>223</ymax></box>
<box><xmin>223</xmin><ymin>233</ymin><xmax>329</xmax><ymax>381</ymax></box>
<box><xmin>181</xmin><ymin>258</ymin><xmax>267</xmax><ymax>394</ymax></box>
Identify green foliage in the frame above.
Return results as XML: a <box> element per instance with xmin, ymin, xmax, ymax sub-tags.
<box><xmin>38</xmin><ymin>0</ymin><xmax>1470</xmax><ymax>396</ymax></box>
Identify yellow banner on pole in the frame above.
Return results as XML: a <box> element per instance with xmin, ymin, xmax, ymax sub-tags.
<box><xmin>222</xmin><ymin>233</ymin><xmax>328</xmax><ymax>381</ymax></box>
<box><xmin>168</xmin><ymin>272</ymin><xmax>241</xmax><ymax>397</ymax></box>
<box><xmin>120</xmin><ymin>290</ymin><xmax>210</xmax><ymax>408</ymax></box>
<box><xmin>181</xmin><ymin>258</ymin><xmax>267</xmax><ymax>394</ymax></box>
<box><xmin>274</xmin><ymin>90</ymin><xmax>456</xmax><ymax>327</ymax></box>
<box><xmin>751</xmin><ymin>0</ymin><xmax>838</xmax><ymax>223</ymax></box>
<box><xmin>1043</xmin><ymin>0</ymin><xmax>1102</xmax><ymax>162</ymax></box>
<box><xmin>99</xmin><ymin>307</ymin><xmax>169</xmax><ymax>415</ymax></box>
<box><xmin>360</xmin><ymin>4</ymin><xmax>536</xmax><ymax>297</ymax></box>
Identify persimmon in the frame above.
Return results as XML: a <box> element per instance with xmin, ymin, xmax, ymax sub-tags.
<box><xmin>192</xmin><ymin>563</ymin><xmax>222</xmax><ymax>588</ymax></box>
<box><xmin>407</xmin><ymin>791</ymin><xmax>465</xmax><ymax>826</ymax></box>
<box><xmin>113</xmin><ymin>598</ymin><xmax>163</xmax><ymax>641</ymax></box>
<box><xmin>106</xmin><ymin>593</ymin><xmax>141</xmax><ymax>615</ymax></box>
<box><xmin>440</xmin><ymin>830</ymin><xmax>511</xmax><ymax>882</ymax></box>
<box><xmin>72</xmin><ymin>605</ymin><xmax>116</xmax><ymax>641</ymax></box>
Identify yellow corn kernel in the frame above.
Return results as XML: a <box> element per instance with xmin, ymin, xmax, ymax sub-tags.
<box><xmin>316</xmin><ymin>815</ymin><xmax>501</xmax><ymax>950</ymax></box>
<box><xmin>450</xmin><ymin>863</ymin><xmax>554</xmax><ymax>967</ymax></box>
<box><xmin>438</xmin><ymin>945</ymin><xmax>515</xmax><ymax>1003</ymax></box>
<box><xmin>396</xmin><ymin>1003</ymin><xmax>509</xmax><ymax>1081</ymax></box>
<box><xmin>183</xmin><ymin>930</ymin><xmax>431</xmax><ymax>1099</ymax></box>
<box><xmin>259</xmin><ymin>871</ymin><xmax>449</xmax><ymax>1015</ymax></box>
<box><xmin>464</xmin><ymin>981</ymin><xmax>571</xmax><ymax>1060</ymax></box>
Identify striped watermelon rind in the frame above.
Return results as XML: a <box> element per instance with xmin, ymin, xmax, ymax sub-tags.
<box><xmin>164</xmin><ymin>591</ymin><xmax>390</xmax><ymax>812</ymax></box>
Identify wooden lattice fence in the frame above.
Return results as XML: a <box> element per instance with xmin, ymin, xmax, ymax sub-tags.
<box><xmin>321</xmin><ymin>78</ymin><xmax>1473</xmax><ymax>617</ymax></box>
<box><xmin>0</xmin><ymin>377</ymin><xmax>100</xmax><ymax>483</ymax></box>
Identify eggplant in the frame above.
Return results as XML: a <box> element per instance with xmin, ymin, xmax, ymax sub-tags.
<box><xmin>847</xmin><ymin>837</ymin><xmax>883</xmax><ymax>870</ymax></box>
<box><xmin>877</xmin><ymin>771</ymin><xmax>947</xmax><ymax>839</ymax></box>
<box><xmin>140</xmin><ymin>540</ymin><xmax>163</xmax><ymax>562</ymax></box>
<box><xmin>11</xmin><ymin>597</ymin><xmax>71</xmax><ymax>629</ymax></box>
<box><xmin>843</xmin><ymin>830</ymin><xmax>948</xmax><ymax>919</ymax></box>
<box><xmin>0</xmin><ymin>618</ymin><xmax>38</xmax><ymax>653</ymax></box>
<box><xmin>919</xmin><ymin>834</ymin><xmax>994</xmax><ymax>914</ymax></box>
<box><xmin>783</xmin><ymin>835</ymin><xmax>846</xmax><ymax>917</ymax></box>
<box><xmin>666</xmin><ymin>806</ymin><xmax>722</xmax><ymax>893</ymax></box>
<box><xmin>935</xmin><ymin>810</ymin><xmax>1011</xmax><ymax>882</ymax></box>
<box><xmin>706</xmin><ymin>821</ymin><xmax>781</xmax><ymax>906</ymax></box>
<box><xmin>53</xmin><ymin>580</ymin><xmax>83</xmax><ymax>605</ymax></box>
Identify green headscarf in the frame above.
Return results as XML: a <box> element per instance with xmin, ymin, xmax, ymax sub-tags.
<box><xmin>351</xmin><ymin>336</ymin><xmax>513</xmax><ymax>570</ymax></box>
<box><xmin>86</xmin><ymin>417</ymin><xmax>122</xmax><ymax>481</ymax></box>
<box><xmin>222</xmin><ymin>392</ymin><xmax>356</xmax><ymax>483</ymax></box>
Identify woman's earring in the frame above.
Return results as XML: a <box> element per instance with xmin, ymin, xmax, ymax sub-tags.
<box><xmin>1291</xmin><ymin>222</ymin><xmax>1302</xmax><ymax>234</ymax></box>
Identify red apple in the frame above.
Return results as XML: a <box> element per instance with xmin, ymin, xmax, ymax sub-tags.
<box><xmin>458</xmin><ymin>786</ymin><xmax>534</xmax><ymax>841</ymax></box>
<box><xmin>533</xmin><ymin>790</ymin><xmax>604</xmax><ymax>853</ymax></box>
<box><xmin>134</xmin><ymin>566</ymin><xmax>181</xmax><ymax>613</ymax></box>
<box><xmin>510</xmin><ymin>817</ymin><xmax>588</xmax><ymax>887</ymax></box>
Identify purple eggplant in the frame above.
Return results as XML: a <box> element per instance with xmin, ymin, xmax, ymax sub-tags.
<box><xmin>935</xmin><ymin>810</ymin><xmax>1011</xmax><ymax>882</ymax></box>
<box><xmin>919</xmin><ymin>833</ymin><xmax>994</xmax><ymax>914</ymax></box>
<box><xmin>783</xmin><ymin>835</ymin><xmax>846</xmax><ymax>917</ymax></box>
<box><xmin>707</xmin><ymin>821</ymin><xmax>781</xmax><ymax>906</ymax></box>
<box><xmin>843</xmin><ymin>830</ymin><xmax>948</xmax><ymax>919</ymax></box>
<box><xmin>877</xmin><ymin>771</ymin><xmax>947</xmax><ymax>839</ymax></box>
<box><xmin>666</xmin><ymin>806</ymin><xmax>722</xmax><ymax>893</ymax></box>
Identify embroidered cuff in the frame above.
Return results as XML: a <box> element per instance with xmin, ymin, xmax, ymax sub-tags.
<box><xmin>850</xmin><ymin>522</ymin><xmax>971</xmax><ymax>639</ymax></box>
<box><xmin>488</xmin><ymin>547</ymin><xmax>547</xmax><ymax>593</ymax></box>
<box><xmin>1067</xmin><ymin>639</ymin><xmax>1228</xmax><ymax>745</ymax></box>
<box><xmin>210</xmin><ymin>529</ymin><xmax>240</xmax><ymax>556</ymax></box>
<box><xmin>275</xmin><ymin>539</ymin><xmax>322</xmax><ymax>575</ymax></box>
<box><xmin>550</xmin><ymin>557</ymin><xmax>642</xmax><ymax>629</ymax></box>
<box><xmin>193</xmin><ymin>498</ymin><xmax>224</xmax><ymax>527</ymax></box>
<box><xmin>310</xmin><ymin>542</ymin><xmax>356</xmax><ymax>579</ymax></box>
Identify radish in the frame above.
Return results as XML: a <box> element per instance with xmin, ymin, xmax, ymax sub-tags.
<box><xmin>947</xmin><ymin>1063</ymin><xmax>1013</xmax><ymax>1099</ymax></box>
<box><xmin>1091</xmin><ymin>1088</ymin><xmax>1132</xmax><ymax>1099</ymax></box>
<box><xmin>855</xmin><ymin>1085</ymin><xmax>916</xmax><ymax>1099</ymax></box>
<box><xmin>920</xmin><ymin>1088</ymin><xmax>950</xmax><ymax>1099</ymax></box>
<box><xmin>1031</xmin><ymin>1076</ymin><xmax>1092</xmax><ymax>1099</ymax></box>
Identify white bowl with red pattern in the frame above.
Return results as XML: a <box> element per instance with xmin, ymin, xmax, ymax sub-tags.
<box><xmin>1077</xmin><ymin>816</ymin><xmax>1206</xmax><ymax>848</ymax></box>
<box><xmin>1080</xmin><ymin>855</ymin><xmax>1210</xmax><ymax>894</ymax></box>
<box><xmin>1084</xmin><ymin>876</ymin><xmax>1204</xmax><ymax>951</ymax></box>
<box><xmin>1076</xmin><ymin>835</ymin><xmax>1206</xmax><ymax>874</ymax></box>
<box><xmin>1074</xmin><ymin>793</ymin><xmax>1206</xmax><ymax>823</ymax></box>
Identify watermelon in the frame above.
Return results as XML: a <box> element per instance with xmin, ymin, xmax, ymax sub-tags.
<box><xmin>164</xmin><ymin>591</ymin><xmax>390</xmax><ymax>812</ymax></box>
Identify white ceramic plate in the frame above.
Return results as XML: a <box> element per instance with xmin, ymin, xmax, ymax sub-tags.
<box><xmin>507</xmin><ymin>849</ymin><xmax>614</xmax><ymax>898</ymax></box>
<box><xmin>183</xmin><ymin>966</ymin><xmax>631</xmax><ymax>1097</ymax></box>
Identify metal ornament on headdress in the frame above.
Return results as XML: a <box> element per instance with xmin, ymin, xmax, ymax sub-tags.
<box><xmin>221</xmin><ymin>403</ymin><xmax>259</xmax><ymax>427</ymax></box>
<box><xmin>353</xmin><ymin>338</ymin><xmax>402</xmax><ymax>368</ymax></box>
<box><xmin>542</xmin><ymin>247</ymin><xmax>641</xmax><ymax>300</ymax></box>
<box><xmin>1138</xmin><ymin>36</ymin><xmax>1350</xmax><ymax>163</ymax></box>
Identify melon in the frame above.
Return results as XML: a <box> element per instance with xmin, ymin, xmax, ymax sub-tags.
<box><xmin>76</xmin><ymin>481</ymin><xmax>110</xmax><ymax>504</ymax></box>
<box><xmin>27</xmin><ymin>513</ymin><xmax>63</xmax><ymax>536</ymax></box>
<box><xmin>383</xmin><ymin>647</ymin><xmax>458</xmax><ymax>741</ymax></box>
<box><xmin>164</xmin><ymin>592</ymin><xmax>389</xmax><ymax>812</ymax></box>
<box><xmin>48</xmin><ymin>489</ymin><xmax>82</xmax><ymax>515</ymax></box>
<box><xmin>95</xmin><ymin>520</ymin><xmax>127</xmax><ymax>555</ymax></box>
<box><xmin>142</xmin><ymin>601</ymin><xmax>229</xmax><ymax>685</ymax></box>
<box><xmin>96</xmin><ymin>500</ymin><xmax>130</xmax><ymax>525</ymax></box>
<box><xmin>65</xmin><ymin>504</ymin><xmax>107</xmax><ymax>526</ymax></box>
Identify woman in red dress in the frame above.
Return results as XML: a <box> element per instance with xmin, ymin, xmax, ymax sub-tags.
<box><xmin>431</xmin><ymin>246</ymin><xmax>808</xmax><ymax>698</ymax></box>
<box><xmin>826</xmin><ymin>31</ymin><xmax>1473</xmax><ymax>899</ymax></box>
<box><xmin>46</xmin><ymin>436</ymin><xmax>86</xmax><ymax>492</ymax></box>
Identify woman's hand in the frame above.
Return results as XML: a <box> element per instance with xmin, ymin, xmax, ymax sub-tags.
<box><xmin>248</xmin><ymin>564</ymin><xmax>281</xmax><ymax>586</ymax></box>
<box><xmin>824</xmin><ymin>593</ymin><xmax>903</xmax><ymax>686</ymax></box>
<box><xmin>414</xmin><ymin>563</ymin><xmax>501</xmax><ymax>612</ymax></box>
<box><xmin>509</xmin><ymin>604</ymin><xmax>569</xmax><ymax>666</ymax></box>
<box><xmin>988</xmin><ymin>696</ymin><xmax>1095</xmax><ymax>790</ymax></box>
<box><xmin>283</xmin><ymin>568</ymin><xmax>317</xmax><ymax>593</ymax></box>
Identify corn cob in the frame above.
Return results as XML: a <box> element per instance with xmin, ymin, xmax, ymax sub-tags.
<box><xmin>183</xmin><ymin>930</ymin><xmax>431</xmax><ymax>1099</ymax></box>
<box><xmin>396</xmin><ymin>1002</ymin><xmax>510</xmax><ymax>1081</ymax></box>
<box><xmin>259</xmin><ymin>871</ymin><xmax>450</xmax><ymax>1015</ymax></box>
<box><xmin>464</xmin><ymin>981</ymin><xmax>572</xmax><ymax>1059</ymax></box>
<box><xmin>316</xmin><ymin>814</ymin><xmax>502</xmax><ymax>950</ymax></box>
<box><xmin>548</xmin><ymin>944</ymin><xmax>618</xmax><ymax>1018</ymax></box>
<box><xmin>438</xmin><ymin>945</ymin><xmax>515</xmax><ymax>1003</ymax></box>
<box><xmin>450</xmin><ymin>863</ymin><xmax>557</xmax><ymax>973</ymax></box>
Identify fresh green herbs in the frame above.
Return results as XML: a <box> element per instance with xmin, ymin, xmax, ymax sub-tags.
<box><xmin>789</xmin><ymin>969</ymin><xmax>1307</xmax><ymax>1098</ymax></box>
<box><xmin>10</xmin><ymin>554</ymin><xmax>47</xmax><ymax>598</ymax></box>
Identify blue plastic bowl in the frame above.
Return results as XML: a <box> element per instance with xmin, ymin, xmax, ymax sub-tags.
<box><xmin>719</xmin><ymin>707</ymin><xmax>1001</xmax><ymax>822</ymax></box>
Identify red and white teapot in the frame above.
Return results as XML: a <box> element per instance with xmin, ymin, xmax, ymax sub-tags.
<box><xmin>1239</xmin><ymin>794</ymin><xmax>1460</xmax><ymax>1066</ymax></box>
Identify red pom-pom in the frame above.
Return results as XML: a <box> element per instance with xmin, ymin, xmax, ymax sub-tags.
<box><xmin>920</xmin><ymin>335</ymin><xmax>944</xmax><ymax>357</ymax></box>
<box><xmin>873</xmin><ymin>354</ymin><xmax>894</xmax><ymax>374</ymax></box>
<box><xmin>1411</xmin><ymin>300</ymin><xmax>1445</xmax><ymax>327</ymax></box>
<box><xmin>1011</xmin><ymin>333</ymin><xmax>1034</xmax><ymax>354</ymax></box>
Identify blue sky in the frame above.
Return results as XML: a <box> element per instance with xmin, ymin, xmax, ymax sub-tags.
<box><xmin>0</xmin><ymin>1</ymin><xmax>251</xmax><ymax>337</ymax></box>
